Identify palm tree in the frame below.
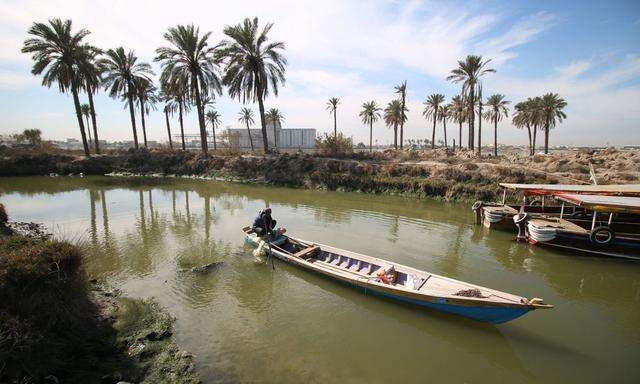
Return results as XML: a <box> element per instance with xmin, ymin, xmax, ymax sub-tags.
<box><xmin>265</xmin><ymin>108</ymin><xmax>284</xmax><ymax>150</ymax></box>
<box><xmin>80</xmin><ymin>103</ymin><xmax>93</xmax><ymax>146</ymax></box>
<box><xmin>512</xmin><ymin>101</ymin><xmax>533</xmax><ymax>155</ymax></box>
<box><xmin>483</xmin><ymin>94</ymin><xmax>510</xmax><ymax>156</ymax></box>
<box><xmin>439</xmin><ymin>104</ymin><xmax>452</xmax><ymax>149</ymax></box>
<box><xmin>155</xmin><ymin>24</ymin><xmax>223</xmax><ymax>155</ymax></box>
<box><xmin>162</xmin><ymin>78</ymin><xmax>190</xmax><ymax>150</ymax></box>
<box><xmin>100</xmin><ymin>47</ymin><xmax>153</xmax><ymax>149</ymax></box>
<box><xmin>21</xmin><ymin>18</ymin><xmax>91</xmax><ymax>156</ymax></box>
<box><xmin>359</xmin><ymin>101</ymin><xmax>381</xmax><ymax>152</ymax></box>
<box><xmin>394</xmin><ymin>81</ymin><xmax>408</xmax><ymax>149</ymax></box>
<box><xmin>384</xmin><ymin>100</ymin><xmax>403</xmax><ymax>149</ymax></box>
<box><xmin>530</xmin><ymin>96</ymin><xmax>543</xmax><ymax>155</ymax></box>
<box><xmin>162</xmin><ymin>102</ymin><xmax>176</xmax><ymax>149</ymax></box>
<box><xmin>218</xmin><ymin>17</ymin><xmax>287</xmax><ymax>153</ymax></box>
<box><xmin>77</xmin><ymin>44</ymin><xmax>103</xmax><ymax>154</ymax></box>
<box><xmin>326</xmin><ymin>97</ymin><xmax>340</xmax><ymax>139</ymax></box>
<box><xmin>134</xmin><ymin>78</ymin><xmax>158</xmax><ymax>148</ymax></box>
<box><xmin>476</xmin><ymin>90</ymin><xmax>484</xmax><ymax>155</ymax></box>
<box><xmin>446</xmin><ymin>55</ymin><xmax>495</xmax><ymax>150</ymax></box>
<box><xmin>238</xmin><ymin>107</ymin><xmax>255</xmax><ymax>151</ymax></box>
<box><xmin>540</xmin><ymin>93</ymin><xmax>567</xmax><ymax>154</ymax></box>
<box><xmin>205</xmin><ymin>110</ymin><xmax>221</xmax><ymax>150</ymax></box>
<box><xmin>423</xmin><ymin>94</ymin><xmax>445</xmax><ymax>149</ymax></box>
<box><xmin>450</xmin><ymin>95</ymin><xmax>466</xmax><ymax>151</ymax></box>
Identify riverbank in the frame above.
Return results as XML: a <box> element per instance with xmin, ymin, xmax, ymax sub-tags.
<box><xmin>0</xmin><ymin>204</ymin><xmax>199</xmax><ymax>384</ymax></box>
<box><xmin>1</xmin><ymin>146</ymin><xmax>638</xmax><ymax>201</ymax></box>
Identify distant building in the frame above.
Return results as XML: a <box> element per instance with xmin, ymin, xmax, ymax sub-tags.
<box><xmin>226</xmin><ymin>121</ymin><xmax>315</xmax><ymax>151</ymax></box>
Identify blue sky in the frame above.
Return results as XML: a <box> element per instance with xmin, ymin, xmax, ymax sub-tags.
<box><xmin>0</xmin><ymin>0</ymin><xmax>639</xmax><ymax>146</ymax></box>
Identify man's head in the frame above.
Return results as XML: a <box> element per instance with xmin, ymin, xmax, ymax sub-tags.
<box><xmin>264</xmin><ymin>207</ymin><xmax>272</xmax><ymax>215</ymax></box>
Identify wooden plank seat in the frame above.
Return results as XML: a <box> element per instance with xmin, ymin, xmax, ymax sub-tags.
<box><xmin>294</xmin><ymin>246</ymin><xmax>320</xmax><ymax>259</ymax></box>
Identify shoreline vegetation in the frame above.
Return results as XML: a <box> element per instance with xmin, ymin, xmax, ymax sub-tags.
<box><xmin>0</xmin><ymin>203</ymin><xmax>200</xmax><ymax>384</ymax></box>
<box><xmin>1</xmin><ymin>145</ymin><xmax>638</xmax><ymax>202</ymax></box>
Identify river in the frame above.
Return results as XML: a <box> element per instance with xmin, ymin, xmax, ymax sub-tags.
<box><xmin>1</xmin><ymin>176</ymin><xmax>638</xmax><ymax>383</ymax></box>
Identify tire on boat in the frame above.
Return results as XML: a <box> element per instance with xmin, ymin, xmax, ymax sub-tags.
<box><xmin>571</xmin><ymin>211</ymin><xmax>589</xmax><ymax>220</ymax></box>
<box><xmin>589</xmin><ymin>226</ymin><xmax>615</xmax><ymax>246</ymax></box>
<box><xmin>472</xmin><ymin>201</ymin><xmax>483</xmax><ymax>211</ymax></box>
<box><xmin>513</xmin><ymin>212</ymin><xmax>528</xmax><ymax>224</ymax></box>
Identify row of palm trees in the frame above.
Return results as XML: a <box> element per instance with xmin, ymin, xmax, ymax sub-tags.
<box><xmin>22</xmin><ymin>17</ymin><xmax>287</xmax><ymax>157</ymax></box>
<box><xmin>326</xmin><ymin>55</ymin><xmax>566</xmax><ymax>155</ymax></box>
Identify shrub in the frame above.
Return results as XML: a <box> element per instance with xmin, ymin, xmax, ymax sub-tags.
<box><xmin>315</xmin><ymin>132</ymin><xmax>353</xmax><ymax>155</ymax></box>
<box><xmin>0</xmin><ymin>203</ymin><xmax>7</xmax><ymax>227</ymax></box>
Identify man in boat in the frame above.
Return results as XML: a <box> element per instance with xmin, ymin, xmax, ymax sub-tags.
<box><xmin>252</xmin><ymin>208</ymin><xmax>277</xmax><ymax>238</ymax></box>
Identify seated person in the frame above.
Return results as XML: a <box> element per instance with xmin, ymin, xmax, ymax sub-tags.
<box><xmin>252</xmin><ymin>208</ymin><xmax>277</xmax><ymax>237</ymax></box>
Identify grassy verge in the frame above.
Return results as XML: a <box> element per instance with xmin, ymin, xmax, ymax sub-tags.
<box><xmin>2</xmin><ymin>146</ymin><xmax>637</xmax><ymax>202</ymax></box>
<box><xmin>0</xmin><ymin>204</ymin><xmax>199</xmax><ymax>384</ymax></box>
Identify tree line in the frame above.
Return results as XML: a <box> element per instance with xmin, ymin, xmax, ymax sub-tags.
<box><xmin>23</xmin><ymin>19</ymin><xmax>566</xmax><ymax>158</ymax></box>
<box><xmin>326</xmin><ymin>55</ymin><xmax>567</xmax><ymax>156</ymax></box>
<box><xmin>22</xmin><ymin>18</ymin><xmax>287</xmax><ymax>157</ymax></box>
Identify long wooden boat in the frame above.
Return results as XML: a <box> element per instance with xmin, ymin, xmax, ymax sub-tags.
<box><xmin>242</xmin><ymin>227</ymin><xmax>552</xmax><ymax>324</ymax></box>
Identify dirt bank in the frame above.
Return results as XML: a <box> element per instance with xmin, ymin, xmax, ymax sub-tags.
<box><xmin>1</xmin><ymin>146</ymin><xmax>638</xmax><ymax>202</ymax></box>
<box><xmin>0</xmin><ymin>204</ymin><xmax>199</xmax><ymax>384</ymax></box>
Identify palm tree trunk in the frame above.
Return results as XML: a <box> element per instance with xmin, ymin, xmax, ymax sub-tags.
<box><xmin>139</xmin><ymin>97</ymin><xmax>148</xmax><ymax>148</ymax></box>
<box><xmin>468</xmin><ymin>88</ymin><xmax>475</xmax><ymax>150</ymax></box>
<box><xmin>526</xmin><ymin>124</ymin><xmax>532</xmax><ymax>156</ymax></box>
<box><xmin>165</xmin><ymin>109</ymin><xmax>173</xmax><ymax>149</ymax></box>
<box><xmin>178</xmin><ymin>100</ymin><xmax>185</xmax><ymax>150</ymax></box>
<box><xmin>85</xmin><ymin>115</ymin><xmax>92</xmax><ymax>146</ymax></box>
<box><xmin>369</xmin><ymin>121</ymin><xmax>373</xmax><ymax>152</ymax></box>
<box><xmin>532</xmin><ymin>123</ymin><xmax>538</xmax><ymax>155</ymax></box>
<box><xmin>212</xmin><ymin>122</ymin><xmax>217</xmax><ymax>150</ymax></box>
<box><xmin>257</xmin><ymin>93</ymin><xmax>269</xmax><ymax>153</ymax></box>
<box><xmin>431</xmin><ymin>117</ymin><xmax>436</xmax><ymax>149</ymax></box>
<box><xmin>493</xmin><ymin>117</ymin><xmax>498</xmax><ymax>157</ymax></box>
<box><xmin>393</xmin><ymin>122</ymin><xmax>398</xmax><ymax>149</ymax></box>
<box><xmin>126</xmin><ymin>83</ymin><xmax>139</xmax><ymax>149</ymax></box>
<box><xmin>400</xmin><ymin>94</ymin><xmax>405</xmax><ymax>149</ymax></box>
<box><xmin>272</xmin><ymin>119</ymin><xmax>278</xmax><ymax>151</ymax></box>
<box><xmin>443</xmin><ymin>119</ymin><xmax>448</xmax><ymax>148</ymax></box>
<box><xmin>246</xmin><ymin>121</ymin><xmax>254</xmax><ymax>151</ymax></box>
<box><xmin>544</xmin><ymin>121</ymin><xmax>550</xmax><ymax>154</ymax></box>
<box><xmin>477</xmin><ymin>99</ymin><xmax>482</xmax><ymax>156</ymax></box>
<box><xmin>191</xmin><ymin>74</ymin><xmax>208</xmax><ymax>155</ymax></box>
<box><xmin>70</xmin><ymin>80</ymin><xmax>90</xmax><ymax>157</ymax></box>
<box><xmin>334</xmin><ymin>109</ymin><xmax>337</xmax><ymax>139</ymax></box>
<box><xmin>86</xmin><ymin>81</ymin><xmax>100</xmax><ymax>154</ymax></box>
<box><xmin>458</xmin><ymin>120</ymin><xmax>462</xmax><ymax>152</ymax></box>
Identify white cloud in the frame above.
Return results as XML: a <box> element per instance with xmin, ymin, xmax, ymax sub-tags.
<box><xmin>0</xmin><ymin>0</ymin><xmax>638</xmax><ymax>146</ymax></box>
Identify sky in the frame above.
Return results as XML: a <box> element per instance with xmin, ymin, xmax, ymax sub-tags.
<box><xmin>0</xmin><ymin>0</ymin><xmax>639</xmax><ymax>146</ymax></box>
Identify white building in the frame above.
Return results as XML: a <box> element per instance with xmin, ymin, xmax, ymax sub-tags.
<box><xmin>226</xmin><ymin>121</ymin><xmax>315</xmax><ymax>151</ymax></box>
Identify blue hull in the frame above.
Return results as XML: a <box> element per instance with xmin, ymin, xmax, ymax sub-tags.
<box><xmin>370</xmin><ymin>289</ymin><xmax>530</xmax><ymax>324</ymax></box>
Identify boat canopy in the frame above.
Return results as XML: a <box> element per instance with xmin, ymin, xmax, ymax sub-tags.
<box><xmin>499</xmin><ymin>183</ymin><xmax>640</xmax><ymax>197</ymax></box>
<box><xmin>555</xmin><ymin>193</ymin><xmax>640</xmax><ymax>214</ymax></box>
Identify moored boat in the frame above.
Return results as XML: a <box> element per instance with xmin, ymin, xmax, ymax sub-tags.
<box><xmin>515</xmin><ymin>193</ymin><xmax>640</xmax><ymax>261</ymax></box>
<box><xmin>474</xmin><ymin>183</ymin><xmax>640</xmax><ymax>232</ymax></box>
<box><xmin>242</xmin><ymin>227</ymin><xmax>552</xmax><ymax>324</ymax></box>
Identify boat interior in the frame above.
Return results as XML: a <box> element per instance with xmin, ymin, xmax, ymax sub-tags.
<box><xmin>273</xmin><ymin>236</ymin><xmax>432</xmax><ymax>291</ymax></box>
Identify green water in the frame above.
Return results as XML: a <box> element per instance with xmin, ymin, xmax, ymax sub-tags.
<box><xmin>1</xmin><ymin>176</ymin><xmax>639</xmax><ymax>383</ymax></box>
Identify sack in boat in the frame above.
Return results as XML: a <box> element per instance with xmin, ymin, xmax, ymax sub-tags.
<box><xmin>377</xmin><ymin>265</ymin><xmax>397</xmax><ymax>284</ymax></box>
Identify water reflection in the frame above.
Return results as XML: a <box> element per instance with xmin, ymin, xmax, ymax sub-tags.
<box><xmin>2</xmin><ymin>176</ymin><xmax>640</xmax><ymax>383</ymax></box>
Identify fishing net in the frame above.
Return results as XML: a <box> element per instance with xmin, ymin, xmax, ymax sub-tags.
<box><xmin>454</xmin><ymin>288</ymin><xmax>486</xmax><ymax>298</ymax></box>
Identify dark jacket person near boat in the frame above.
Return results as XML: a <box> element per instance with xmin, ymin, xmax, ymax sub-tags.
<box><xmin>252</xmin><ymin>208</ymin><xmax>277</xmax><ymax>237</ymax></box>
